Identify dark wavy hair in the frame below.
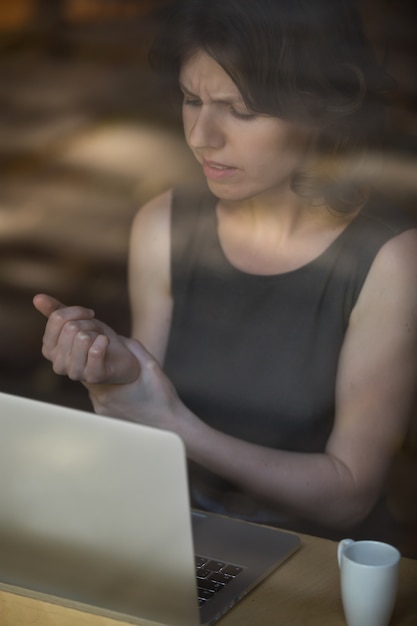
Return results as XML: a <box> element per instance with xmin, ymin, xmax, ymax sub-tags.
<box><xmin>149</xmin><ymin>0</ymin><xmax>392</xmax><ymax>213</ymax></box>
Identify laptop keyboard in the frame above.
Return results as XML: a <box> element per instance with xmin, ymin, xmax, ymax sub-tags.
<box><xmin>195</xmin><ymin>555</ymin><xmax>243</xmax><ymax>606</ymax></box>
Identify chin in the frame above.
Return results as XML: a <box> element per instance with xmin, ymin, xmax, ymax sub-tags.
<box><xmin>206</xmin><ymin>180</ymin><xmax>255</xmax><ymax>203</ymax></box>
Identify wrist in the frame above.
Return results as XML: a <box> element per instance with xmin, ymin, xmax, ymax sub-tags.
<box><xmin>85</xmin><ymin>380</ymin><xmax>141</xmax><ymax>421</ymax></box>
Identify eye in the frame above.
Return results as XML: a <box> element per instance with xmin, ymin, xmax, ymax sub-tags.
<box><xmin>182</xmin><ymin>96</ymin><xmax>202</xmax><ymax>108</ymax></box>
<box><xmin>230</xmin><ymin>108</ymin><xmax>256</xmax><ymax>121</ymax></box>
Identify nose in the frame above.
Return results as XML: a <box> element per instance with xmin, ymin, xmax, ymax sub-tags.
<box><xmin>185</xmin><ymin>105</ymin><xmax>225</xmax><ymax>151</ymax></box>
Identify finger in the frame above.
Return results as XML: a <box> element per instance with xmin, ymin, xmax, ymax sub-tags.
<box><xmin>42</xmin><ymin>308</ymin><xmax>96</xmax><ymax>355</ymax></box>
<box><xmin>66</xmin><ymin>330</ymin><xmax>101</xmax><ymax>381</ymax></box>
<box><xmin>34</xmin><ymin>293</ymin><xmax>95</xmax><ymax>322</ymax></box>
<box><xmin>83</xmin><ymin>334</ymin><xmax>111</xmax><ymax>384</ymax></box>
<box><xmin>33</xmin><ymin>293</ymin><xmax>66</xmax><ymax>318</ymax></box>
<box><xmin>43</xmin><ymin>317</ymin><xmax>97</xmax><ymax>364</ymax></box>
<box><xmin>51</xmin><ymin>332</ymin><xmax>88</xmax><ymax>378</ymax></box>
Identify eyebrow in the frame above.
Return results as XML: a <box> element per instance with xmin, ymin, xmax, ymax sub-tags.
<box><xmin>178</xmin><ymin>81</ymin><xmax>243</xmax><ymax>106</ymax></box>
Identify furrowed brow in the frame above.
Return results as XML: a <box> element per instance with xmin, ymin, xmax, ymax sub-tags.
<box><xmin>179</xmin><ymin>82</ymin><xmax>244</xmax><ymax>106</ymax></box>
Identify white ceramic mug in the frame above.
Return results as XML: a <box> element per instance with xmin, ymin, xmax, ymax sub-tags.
<box><xmin>337</xmin><ymin>538</ymin><xmax>401</xmax><ymax>626</ymax></box>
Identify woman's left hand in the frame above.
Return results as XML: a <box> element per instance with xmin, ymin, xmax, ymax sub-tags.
<box><xmin>89</xmin><ymin>335</ymin><xmax>185</xmax><ymax>432</ymax></box>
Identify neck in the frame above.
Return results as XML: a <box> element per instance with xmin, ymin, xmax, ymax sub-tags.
<box><xmin>215</xmin><ymin>189</ymin><xmax>359</xmax><ymax>276</ymax></box>
<box><xmin>217</xmin><ymin>188</ymin><xmax>335</xmax><ymax>242</ymax></box>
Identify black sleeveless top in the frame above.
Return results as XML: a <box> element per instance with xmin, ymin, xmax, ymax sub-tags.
<box><xmin>163</xmin><ymin>185</ymin><xmax>415</xmax><ymax>527</ymax></box>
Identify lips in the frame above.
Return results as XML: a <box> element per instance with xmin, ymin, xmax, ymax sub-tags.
<box><xmin>202</xmin><ymin>159</ymin><xmax>237</xmax><ymax>181</ymax></box>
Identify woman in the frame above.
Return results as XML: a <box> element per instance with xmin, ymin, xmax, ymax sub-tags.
<box><xmin>34</xmin><ymin>0</ymin><xmax>417</xmax><ymax>539</ymax></box>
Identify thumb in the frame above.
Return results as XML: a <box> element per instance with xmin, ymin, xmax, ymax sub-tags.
<box><xmin>33</xmin><ymin>293</ymin><xmax>66</xmax><ymax>318</ymax></box>
<box><xmin>124</xmin><ymin>337</ymin><xmax>156</xmax><ymax>366</ymax></box>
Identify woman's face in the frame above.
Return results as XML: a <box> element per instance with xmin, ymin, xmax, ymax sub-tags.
<box><xmin>179</xmin><ymin>50</ymin><xmax>309</xmax><ymax>204</ymax></box>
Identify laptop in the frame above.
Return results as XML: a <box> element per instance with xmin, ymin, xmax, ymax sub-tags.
<box><xmin>0</xmin><ymin>391</ymin><xmax>300</xmax><ymax>626</ymax></box>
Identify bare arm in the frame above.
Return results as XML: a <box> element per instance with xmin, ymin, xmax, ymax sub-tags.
<box><xmin>34</xmin><ymin>203</ymin><xmax>417</xmax><ymax>528</ymax></box>
<box><xmin>128</xmin><ymin>189</ymin><xmax>173</xmax><ymax>363</ymax></box>
<box><xmin>174</xmin><ymin>228</ymin><xmax>417</xmax><ymax>526</ymax></box>
<box><xmin>104</xmin><ymin>227</ymin><xmax>417</xmax><ymax>528</ymax></box>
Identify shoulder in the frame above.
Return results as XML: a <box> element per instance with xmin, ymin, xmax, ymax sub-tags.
<box><xmin>367</xmin><ymin>227</ymin><xmax>417</xmax><ymax>286</ymax></box>
<box><xmin>130</xmin><ymin>184</ymin><xmax>213</xmax><ymax>242</ymax></box>
<box><xmin>131</xmin><ymin>188</ymin><xmax>173</xmax><ymax>242</ymax></box>
<box><xmin>344</xmin><ymin>198</ymin><xmax>417</xmax><ymax>305</ymax></box>
<box><xmin>129</xmin><ymin>189</ymin><xmax>172</xmax><ymax>267</ymax></box>
<box><xmin>358</xmin><ymin>198</ymin><xmax>417</xmax><ymax>241</ymax></box>
<box><xmin>129</xmin><ymin>189</ymin><xmax>173</xmax><ymax>296</ymax></box>
<box><xmin>352</xmin><ymin>226</ymin><xmax>417</xmax><ymax>323</ymax></box>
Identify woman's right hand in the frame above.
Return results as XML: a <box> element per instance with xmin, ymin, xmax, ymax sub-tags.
<box><xmin>33</xmin><ymin>293</ymin><xmax>191</xmax><ymax>433</ymax></box>
<box><xmin>33</xmin><ymin>293</ymin><xmax>140</xmax><ymax>386</ymax></box>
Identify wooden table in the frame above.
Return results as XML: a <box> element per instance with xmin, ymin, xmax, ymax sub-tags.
<box><xmin>0</xmin><ymin>533</ymin><xmax>416</xmax><ymax>626</ymax></box>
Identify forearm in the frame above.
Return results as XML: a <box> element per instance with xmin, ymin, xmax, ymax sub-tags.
<box><xmin>87</xmin><ymin>371</ymin><xmax>376</xmax><ymax>529</ymax></box>
<box><xmin>178</xmin><ymin>407</ymin><xmax>375</xmax><ymax>528</ymax></box>
<box><xmin>68</xmin><ymin>333</ymin><xmax>380</xmax><ymax>530</ymax></box>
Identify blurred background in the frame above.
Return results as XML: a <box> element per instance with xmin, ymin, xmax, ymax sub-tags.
<box><xmin>0</xmin><ymin>0</ymin><xmax>416</xmax><ymax>555</ymax></box>
<box><xmin>0</xmin><ymin>0</ymin><xmax>201</xmax><ymax>409</ymax></box>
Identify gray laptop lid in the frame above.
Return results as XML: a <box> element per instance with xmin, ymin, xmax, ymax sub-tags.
<box><xmin>0</xmin><ymin>392</ymin><xmax>301</xmax><ymax>626</ymax></box>
<box><xmin>0</xmin><ymin>392</ymin><xmax>199</xmax><ymax>626</ymax></box>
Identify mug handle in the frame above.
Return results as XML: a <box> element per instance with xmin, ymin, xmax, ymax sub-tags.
<box><xmin>337</xmin><ymin>538</ymin><xmax>355</xmax><ymax>568</ymax></box>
